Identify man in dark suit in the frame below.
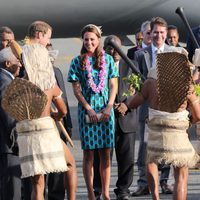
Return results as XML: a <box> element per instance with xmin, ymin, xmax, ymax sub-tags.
<box><xmin>47</xmin><ymin>44</ymin><xmax>75</xmax><ymax>200</ymax></box>
<box><xmin>112</xmin><ymin>36</ymin><xmax>138</xmax><ymax>200</ymax></box>
<box><xmin>186</xmin><ymin>25</ymin><xmax>200</xmax><ymax>62</ymax></box>
<box><xmin>0</xmin><ymin>47</ymin><xmax>22</xmax><ymax>200</ymax></box>
<box><xmin>127</xmin><ymin>28</ymin><xmax>143</xmax><ymax>60</ymax></box>
<box><xmin>132</xmin><ymin>17</ymin><xmax>175</xmax><ymax>196</ymax></box>
<box><xmin>0</xmin><ymin>26</ymin><xmax>32</xmax><ymax>200</ymax></box>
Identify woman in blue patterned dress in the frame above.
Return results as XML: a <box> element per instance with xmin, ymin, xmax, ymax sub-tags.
<box><xmin>68</xmin><ymin>24</ymin><xmax>118</xmax><ymax>200</ymax></box>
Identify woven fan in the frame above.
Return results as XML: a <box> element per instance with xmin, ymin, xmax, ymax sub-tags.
<box><xmin>2</xmin><ymin>78</ymin><xmax>48</xmax><ymax>121</ymax></box>
<box><xmin>10</xmin><ymin>40</ymin><xmax>22</xmax><ymax>60</ymax></box>
<box><xmin>156</xmin><ymin>52</ymin><xmax>192</xmax><ymax>112</ymax></box>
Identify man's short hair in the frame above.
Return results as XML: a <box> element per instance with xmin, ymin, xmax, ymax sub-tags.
<box><xmin>0</xmin><ymin>26</ymin><xmax>14</xmax><ymax>36</ymax></box>
<box><xmin>0</xmin><ymin>47</ymin><xmax>16</xmax><ymax>63</ymax></box>
<box><xmin>141</xmin><ymin>21</ymin><xmax>151</xmax><ymax>33</ymax></box>
<box><xmin>150</xmin><ymin>17</ymin><xmax>168</xmax><ymax>31</ymax></box>
<box><xmin>168</xmin><ymin>25</ymin><xmax>178</xmax><ymax>31</ymax></box>
<box><xmin>28</xmin><ymin>21</ymin><xmax>52</xmax><ymax>38</ymax></box>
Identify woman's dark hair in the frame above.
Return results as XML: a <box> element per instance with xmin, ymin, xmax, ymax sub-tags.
<box><xmin>80</xmin><ymin>24</ymin><xmax>102</xmax><ymax>70</ymax></box>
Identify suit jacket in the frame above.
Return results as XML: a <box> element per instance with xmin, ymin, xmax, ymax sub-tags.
<box><xmin>53</xmin><ymin>67</ymin><xmax>73</xmax><ymax>137</ymax></box>
<box><xmin>186</xmin><ymin>25</ymin><xmax>200</xmax><ymax>62</ymax></box>
<box><xmin>134</xmin><ymin>44</ymin><xmax>176</xmax><ymax>121</ymax></box>
<box><xmin>127</xmin><ymin>46</ymin><xmax>141</xmax><ymax>60</ymax></box>
<box><xmin>0</xmin><ymin>68</ymin><xmax>18</xmax><ymax>154</ymax></box>
<box><xmin>116</xmin><ymin>59</ymin><xmax>138</xmax><ymax>133</ymax></box>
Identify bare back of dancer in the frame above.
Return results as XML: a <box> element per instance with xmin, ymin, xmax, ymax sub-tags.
<box><xmin>128</xmin><ymin>78</ymin><xmax>200</xmax><ymax>123</ymax></box>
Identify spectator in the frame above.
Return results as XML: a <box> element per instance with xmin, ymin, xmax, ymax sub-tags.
<box><xmin>127</xmin><ymin>28</ymin><xmax>143</xmax><ymax>60</ymax></box>
<box><xmin>0</xmin><ymin>26</ymin><xmax>14</xmax><ymax>50</ymax></box>
<box><xmin>167</xmin><ymin>25</ymin><xmax>181</xmax><ymax>47</ymax></box>
<box><xmin>0</xmin><ymin>47</ymin><xmax>22</xmax><ymax>200</ymax></box>
<box><xmin>186</xmin><ymin>25</ymin><xmax>200</xmax><ymax>62</ymax></box>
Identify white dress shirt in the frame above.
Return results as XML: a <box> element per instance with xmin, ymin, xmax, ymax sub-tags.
<box><xmin>151</xmin><ymin>44</ymin><xmax>165</xmax><ymax>68</ymax></box>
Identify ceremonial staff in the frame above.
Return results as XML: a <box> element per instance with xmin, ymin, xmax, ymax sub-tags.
<box><xmin>105</xmin><ymin>37</ymin><xmax>146</xmax><ymax>82</ymax></box>
<box><xmin>176</xmin><ymin>7</ymin><xmax>200</xmax><ymax>48</ymax></box>
<box><xmin>51</xmin><ymin>106</ymin><xmax>74</xmax><ymax>147</ymax></box>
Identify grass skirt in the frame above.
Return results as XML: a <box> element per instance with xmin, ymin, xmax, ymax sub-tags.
<box><xmin>16</xmin><ymin>117</ymin><xmax>68</xmax><ymax>178</ymax></box>
<box><xmin>147</xmin><ymin>108</ymin><xmax>199</xmax><ymax>167</ymax></box>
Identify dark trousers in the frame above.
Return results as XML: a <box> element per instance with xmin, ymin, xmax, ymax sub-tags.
<box><xmin>0</xmin><ymin>153</ymin><xmax>21</xmax><ymax>200</ymax></box>
<box><xmin>114</xmin><ymin>124</ymin><xmax>135</xmax><ymax>195</ymax></box>
<box><xmin>159</xmin><ymin>164</ymin><xmax>170</xmax><ymax>184</ymax></box>
<box><xmin>46</xmin><ymin>130</ymin><xmax>71</xmax><ymax>200</ymax></box>
<box><xmin>47</xmin><ymin>173</ymin><xmax>65</xmax><ymax>200</ymax></box>
<box><xmin>21</xmin><ymin>177</ymin><xmax>32</xmax><ymax>200</ymax></box>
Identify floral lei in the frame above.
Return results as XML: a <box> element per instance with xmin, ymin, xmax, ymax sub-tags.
<box><xmin>85</xmin><ymin>51</ymin><xmax>106</xmax><ymax>93</ymax></box>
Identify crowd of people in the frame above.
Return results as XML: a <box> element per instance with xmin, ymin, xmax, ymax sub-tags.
<box><xmin>1</xmin><ymin>15</ymin><xmax>200</xmax><ymax>200</ymax></box>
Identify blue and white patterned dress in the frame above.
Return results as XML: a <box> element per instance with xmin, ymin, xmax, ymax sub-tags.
<box><xmin>67</xmin><ymin>54</ymin><xmax>119</xmax><ymax>150</ymax></box>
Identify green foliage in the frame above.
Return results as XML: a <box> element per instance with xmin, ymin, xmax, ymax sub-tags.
<box><xmin>122</xmin><ymin>73</ymin><xmax>142</xmax><ymax>97</ymax></box>
<box><xmin>194</xmin><ymin>84</ymin><xmax>200</xmax><ymax>97</ymax></box>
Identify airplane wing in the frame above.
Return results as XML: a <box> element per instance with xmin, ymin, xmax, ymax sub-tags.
<box><xmin>0</xmin><ymin>0</ymin><xmax>199</xmax><ymax>42</ymax></box>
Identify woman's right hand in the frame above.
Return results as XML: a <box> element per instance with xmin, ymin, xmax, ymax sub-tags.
<box><xmin>87</xmin><ymin>109</ymin><xmax>99</xmax><ymax>123</ymax></box>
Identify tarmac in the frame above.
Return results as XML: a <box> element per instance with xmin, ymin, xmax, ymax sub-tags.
<box><xmin>68</xmin><ymin>139</ymin><xmax>200</xmax><ymax>200</ymax></box>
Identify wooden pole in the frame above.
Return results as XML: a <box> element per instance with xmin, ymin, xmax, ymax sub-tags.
<box><xmin>51</xmin><ymin>107</ymin><xmax>74</xmax><ymax>148</ymax></box>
